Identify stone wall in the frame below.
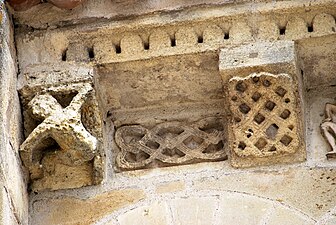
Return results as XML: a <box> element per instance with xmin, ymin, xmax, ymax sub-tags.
<box><xmin>0</xmin><ymin>2</ymin><xmax>28</xmax><ymax>224</ymax></box>
<box><xmin>2</xmin><ymin>0</ymin><xmax>336</xmax><ymax>224</ymax></box>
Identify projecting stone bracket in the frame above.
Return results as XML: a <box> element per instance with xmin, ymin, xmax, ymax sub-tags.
<box><xmin>219</xmin><ymin>41</ymin><xmax>306</xmax><ymax>167</ymax></box>
<box><xmin>18</xmin><ymin>64</ymin><xmax>104</xmax><ymax>191</ymax></box>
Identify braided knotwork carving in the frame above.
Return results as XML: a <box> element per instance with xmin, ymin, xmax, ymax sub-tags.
<box><xmin>115</xmin><ymin>117</ymin><xmax>227</xmax><ymax>170</ymax></box>
<box><xmin>228</xmin><ymin>72</ymin><xmax>301</xmax><ymax>158</ymax></box>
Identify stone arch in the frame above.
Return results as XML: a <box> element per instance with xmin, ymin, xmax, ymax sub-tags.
<box><xmin>96</xmin><ymin>191</ymin><xmax>316</xmax><ymax>225</ymax></box>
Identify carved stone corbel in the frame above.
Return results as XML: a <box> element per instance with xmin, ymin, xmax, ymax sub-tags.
<box><xmin>18</xmin><ymin>64</ymin><xmax>104</xmax><ymax>191</ymax></box>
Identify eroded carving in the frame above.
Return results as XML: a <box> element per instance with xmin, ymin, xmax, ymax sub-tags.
<box><xmin>228</xmin><ymin>72</ymin><xmax>304</xmax><ymax>166</ymax></box>
<box><xmin>115</xmin><ymin>117</ymin><xmax>227</xmax><ymax>170</ymax></box>
<box><xmin>321</xmin><ymin>103</ymin><xmax>336</xmax><ymax>159</ymax></box>
<box><xmin>20</xmin><ymin>82</ymin><xmax>103</xmax><ymax>190</ymax></box>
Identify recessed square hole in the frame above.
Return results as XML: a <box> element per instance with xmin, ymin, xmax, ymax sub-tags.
<box><xmin>238</xmin><ymin>141</ymin><xmax>246</xmax><ymax>150</ymax></box>
<box><xmin>275</xmin><ymin>86</ymin><xmax>287</xmax><ymax>97</ymax></box>
<box><xmin>307</xmin><ymin>25</ymin><xmax>313</xmax><ymax>32</ymax></box>
<box><xmin>239</xmin><ymin>103</ymin><xmax>251</xmax><ymax>114</ymax></box>
<box><xmin>197</xmin><ymin>36</ymin><xmax>204</xmax><ymax>43</ymax></box>
<box><xmin>269</xmin><ymin>146</ymin><xmax>277</xmax><ymax>152</ymax></box>
<box><xmin>88</xmin><ymin>47</ymin><xmax>95</xmax><ymax>59</ymax></box>
<box><xmin>144</xmin><ymin>42</ymin><xmax>150</xmax><ymax>50</ymax></box>
<box><xmin>171</xmin><ymin>37</ymin><xmax>176</xmax><ymax>47</ymax></box>
<box><xmin>280</xmin><ymin>135</ymin><xmax>293</xmax><ymax>146</ymax></box>
<box><xmin>252</xmin><ymin>92</ymin><xmax>261</xmax><ymax>102</ymax></box>
<box><xmin>224</xmin><ymin>32</ymin><xmax>230</xmax><ymax>39</ymax></box>
<box><xmin>265</xmin><ymin>101</ymin><xmax>276</xmax><ymax>111</ymax></box>
<box><xmin>266</xmin><ymin>123</ymin><xmax>279</xmax><ymax>140</ymax></box>
<box><xmin>279</xmin><ymin>27</ymin><xmax>286</xmax><ymax>35</ymax></box>
<box><xmin>145</xmin><ymin>140</ymin><xmax>160</xmax><ymax>149</ymax></box>
<box><xmin>263</xmin><ymin>79</ymin><xmax>271</xmax><ymax>87</ymax></box>
<box><xmin>252</xmin><ymin>77</ymin><xmax>260</xmax><ymax>83</ymax></box>
<box><xmin>115</xmin><ymin>44</ymin><xmax>121</xmax><ymax>54</ymax></box>
<box><xmin>254</xmin><ymin>113</ymin><xmax>265</xmax><ymax>124</ymax></box>
<box><xmin>236</xmin><ymin>81</ymin><xmax>247</xmax><ymax>92</ymax></box>
<box><xmin>280</xmin><ymin>109</ymin><xmax>291</xmax><ymax>119</ymax></box>
<box><xmin>255</xmin><ymin>138</ymin><xmax>267</xmax><ymax>150</ymax></box>
<box><xmin>231</xmin><ymin>96</ymin><xmax>238</xmax><ymax>101</ymax></box>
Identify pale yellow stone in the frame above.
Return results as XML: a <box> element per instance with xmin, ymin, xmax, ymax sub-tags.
<box><xmin>118</xmin><ymin>201</ymin><xmax>169</xmax><ymax>225</ymax></box>
<box><xmin>218</xmin><ymin>193</ymin><xmax>272</xmax><ymax>225</ymax></box>
<box><xmin>325</xmin><ymin>217</ymin><xmax>336</xmax><ymax>225</ymax></box>
<box><xmin>31</xmin><ymin>189</ymin><xmax>145</xmax><ymax>225</ymax></box>
<box><xmin>312</xmin><ymin>13</ymin><xmax>336</xmax><ymax>35</ymax></box>
<box><xmin>193</xmin><ymin>167</ymin><xmax>336</xmax><ymax>219</ymax></box>
<box><xmin>169</xmin><ymin>197</ymin><xmax>217</xmax><ymax>225</ymax></box>
<box><xmin>267</xmin><ymin>206</ymin><xmax>315</xmax><ymax>225</ymax></box>
<box><xmin>120</xmin><ymin>34</ymin><xmax>144</xmax><ymax>55</ymax></box>
<box><xmin>156</xmin><ymin>181</ymin><xmax>185</xmax><ymax>194</ymax></box>
<box><xmin>258</xmin><ymin>20</ymin><xmax>279</xmax><ymax>41</ymax></box>
<box><xmin>285</xmin><ymin>17</ymin><xmax>308</xmax><ymax>40</ymax></box>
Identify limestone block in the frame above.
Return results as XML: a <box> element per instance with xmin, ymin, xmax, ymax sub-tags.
<box><xmin>115</xmin><ymin>117</ymin><xmax>227</xmax><ymax>170</ymax></box>
<box><xmin>267</xmin><ymin>206</ymin><xmax>314</xmax><ymax>225</ymax></box>
<box><xmin>18</xmin><ymin>80</ymin><xmax>104</xmax><ymax>191</ymax></box>
<box><xmin>203</xmin><ymin>25</ymin><xmax>223</xmax><ymax>44</ymax></box>
<box><xmin>67</xmin><ymin>42</ymin><xmax>90</xmax><ymax>62</ymax></box>
<box><xmin>285</xmin><ymin>17</ymin><xmax>308</xmax><ymax>40</ymax></box>
<box><xmin>94</xmin><ymin>39</ymin><xmax>117</xmax><ymax>62</ymax></box>
<box><xmin>175</xmin><ymin>27</ymin><xmax>198</xmax><ymax>47</ymax></box>
<box><xmin>169</xmin><ymin>197</ymin><xmax>217</xmax><ymax>225</ymax></box>
<box><xmin>194</xmin><ymin>167</ymin><xmax>336</xmax><ymax>219</ymax></box>
<box><xmin>312</xmin><ymin>13</ymin><xmax>336</xmax><ymax>35</ymax></box>
<box><xmin>218</xmin><ymin>194</ymin><xmax>272</xmax><ymax>225</ymax></box>
<box><xmin>31</xmin><ymin>189</ymin><xmax>145</xmax><ymax>225</ymax></box>
<box><xmin>97</xmin><ymin>53</ymin><xmax>224</xmax><ymax>111</ymax></box>
<box><xmin>156</xmin><ymin>181</ymin><xmax>186</xmax><ymax>194</ymax></box>
<box><xmin>149</xmin><ymin>29</ymin><xmax>171</xmax><ymax>51</ymax></box>
<box><xmin>230</xmin><ymin>21</ymin><xmax>253</xmax><ymax>43</ymax></box>
<box><xmin>120</xmin><ymin>34</ymin><xmax>144</xmax><ymax>55</ymax></box>
<box><xmin>219</xmin><ymin>41</ymin><xmax>305</xmax><ymax>167</ymax></box>
<box><xmin>258</xmin><ymin>20</ymin><xmax>279</xmax><ymax>41</ymax></box>
<box><xmin>117</xmin><ymin>201</ymin><xmax>169</xmax><ymax>225</ymax></box>
<box><xmin>297</xmin><ymin>35</ymin><xmax>336</xmax><ymax>90</ymax></box>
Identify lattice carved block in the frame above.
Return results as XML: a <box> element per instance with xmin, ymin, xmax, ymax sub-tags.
<box><xmin>227</xmin><ymin>72</ymin><xmax>305</xmax><ymax>167</ymax></box>
<box><xmin>19</xmin><ymin>82</ymin><xmax>104</xmax><ymax>191</ymax></box>
<box><xmin>114</xmin><ymin>117</ymin><xmax>227</xmax><ymax>170</ymax></box>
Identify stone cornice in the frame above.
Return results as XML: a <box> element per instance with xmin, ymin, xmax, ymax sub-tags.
<box><xmin>16</xmin><ymin>0</ymin><xmax>336</xmax><ymax>71</ymax></box>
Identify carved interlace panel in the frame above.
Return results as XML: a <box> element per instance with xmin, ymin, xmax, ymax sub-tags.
<box><xmin>19</xmin><ymin>82</ymin><xmax>103</xmax><ymax>190</ymax></box>
<box><xmin>115</xmin><ymin>117</ymin><xmax>227</xmax><ymax>170</ymax></box>
<box><xmin>228</xmin><ymin>72</ymin><xmax>303</xmax><ymax>165</ymax></box>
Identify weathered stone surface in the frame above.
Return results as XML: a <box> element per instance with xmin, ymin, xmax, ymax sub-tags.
<box><xmin>227</xmin><ymin>72</ymin><xmax>304</xmax><ymax>167</ymax></box>
<box><xmin>220</xmin><ymin>41</ymin><xmax>305</xmax><ymax>167</ymax></box>
<box><xmin>156</xmin><ymin>181</ymin><xmax>185</xmax><ymax>194</ymax></box>
<box><xmin>19</xmin><ymin>81</ymin><xmax>104</xmax><ymax>191</ymax></box>
<box><xmin>0</xmin><ymin>4</ymin><xmax>28</xmax><ymax>224</ymax></box>
<box><xmin>218</xmin><ymin>194</ymin><xmax>273</xmax><ymax>225</ymax></box>
<box><xmin>266</xmin><ymin>206</ymin><xmax>314</xmax><ymax>225</ymax></box>
<box><xmin>5</xmin><ymin>1</ymin><xmax>336</xmax><ymax>225</ymax></box>
<box><xmin>117</xmin><ymin>201</ymin><xmax>169</xmax><ymax>225</ymax></box>
<box><xmin>169</xmin><ymin>197</ymin><xmax>217</xmax><ymax>225</ymax></box>
<box><xmin>31</xmin><ymin>189</ymin><xmax>145</xmax><ymax>225</ymax></box>
<box><xmin>193</xmin><ymin>167</ymin><xmax>336</xmax><ymax>219</ymax></box>
<box><xmin>14</xmin><ymin>2</ymin><xmax>336</xmax><ymax>68</ymax></box>
<box><xmin>297</xmin><ymin>35</ymin><xmax>336</xmax><ymax>90</ymax></box>
<box><xmin>115</xmin><ymin>117</ymin><xmax>227</xmax><ymax>170</ymax></box>
<box><xmin>0</xmin><ymin>186</ymin><xmax>17</xmax><ymax>225</ymax></box>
